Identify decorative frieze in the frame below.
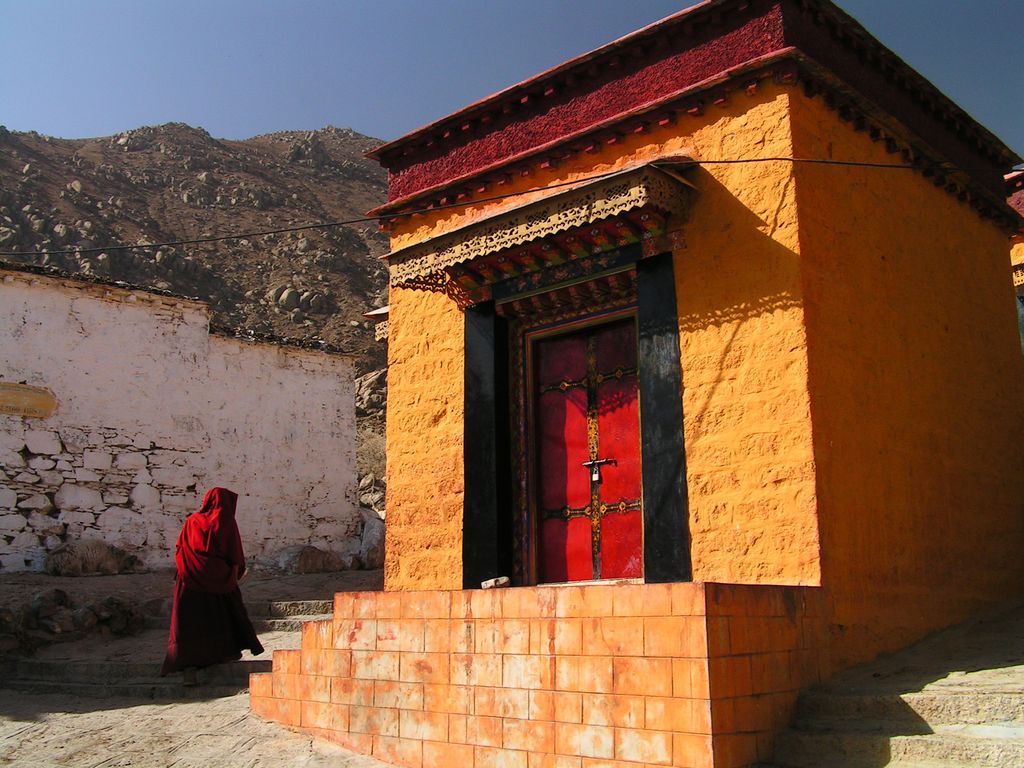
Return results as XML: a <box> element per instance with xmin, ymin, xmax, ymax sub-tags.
<box><xmin>388</xmin><ymin>163</ymin><xmax>694</xmax><ymax>307</ymax></box>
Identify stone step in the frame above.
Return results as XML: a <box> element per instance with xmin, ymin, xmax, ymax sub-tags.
<box><xmin>145</xmin><ymin>613</ymin><xmax>332</xmax><ymax>632</ymax></box>
<box><xmin>0</xmin><ymin>658</ymin><xmax>270</xmax><ymax>682</ymax></box>
<box><xmin>260</xmin><ymin>599</ymin><xmax>334</xmax><ymax>618</ymax></box>
<box><xmin>771</xmin><ymin>727</ymin><xmax>1024</xmax><ymax>768</ymax></box>
<box><xmin>0</xmin><ymin>657</ymin><xmax>270</xmax><ymax>699</ymax></box>
<box><xmin>763</xmin><ymin>762</ymin><xmax>992</xmax><ymax>768</ymax></box>
<box><xmin>795</xmin><ymin>689</ymin><xmax>1024</xmax><ymax>730</ymax></box>
<box><xmin>258</xmin><ymin>614</ymin><xmax>333</xmax><ymax>632</ymax></box>
<box><xmin>144</xmin><ymin>600</ymin><xmax>333</xmax><ymax>629</ymax></box>
<box><xmin>0</xmin><ymin>680</ymin><xmax>250</xmax><ymax>700</ymax></box>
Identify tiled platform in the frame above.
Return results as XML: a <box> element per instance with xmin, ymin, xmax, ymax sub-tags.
<box><xmin>251</xmin><ymin>582</ymin><xmax>826</xmax><ymax>768</ymax></box>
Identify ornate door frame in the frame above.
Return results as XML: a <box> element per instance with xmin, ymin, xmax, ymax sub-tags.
<box><xmin>504</xmin><ymin>273</ymin><xmax>640</xmax><ymax>585</ymax></box>
<box><xmin>528</xmin><ymin>313</ymin><xmax>644</xmax><ymax>584</ymax></box>
<box><xmin>465</xmin><ymin>251</ymin><xmax>691</xmax><ymax>588</ymax></box>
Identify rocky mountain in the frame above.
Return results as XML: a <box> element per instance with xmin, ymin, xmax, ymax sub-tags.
<box><xmin>0</xmin><ymin>122</ymin><xmax>389</xmax><ymax>374</ymax></box>
<box><xmin>0</xmin><ymin>122</ymin><xmax>391</xmax><ymax>511</ymax></box>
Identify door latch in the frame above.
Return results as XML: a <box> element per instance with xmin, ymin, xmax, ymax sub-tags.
<box><xmin>581</xmin><ymin>458</ymin><xmax>617</xmax><ymax>483</ymax></box>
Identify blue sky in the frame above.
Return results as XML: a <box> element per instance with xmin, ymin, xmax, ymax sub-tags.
<box><xmin>1</xmin><ymin>1</ymin><xmax>1021</xmax><ymax>158</ymax></box>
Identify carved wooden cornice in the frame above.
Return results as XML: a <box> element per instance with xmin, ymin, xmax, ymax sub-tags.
<box><xmin>387</xmin><ymin>163</ymin><xmax>694</xmax><ymax>307</ymax></box>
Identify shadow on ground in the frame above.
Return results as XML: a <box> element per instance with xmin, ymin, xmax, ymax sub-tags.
<box><xmin>768</xmin><ymin>600</ymin><xmax>1024</xmax><ymax>767</ymax></box>
<box><xmin>0</xmin><ymin>568</ymin><xmax>383</xmax><ymax>720</ymax></box>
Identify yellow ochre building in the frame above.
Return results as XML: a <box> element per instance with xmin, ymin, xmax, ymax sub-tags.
<box><xmin>251</xmin><ymin>1</ymin><xmax>1024</xmax><ymax>765</ymax></box>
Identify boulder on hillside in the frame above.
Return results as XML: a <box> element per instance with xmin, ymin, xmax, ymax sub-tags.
<box><xmin>264</xmin><ymin>544</ymin><xmax>348</xmax><ymax>574</ymax></box>
<box><xmin>43</xmin><ymin>539</ymin><xmax>146</xmax><ymax>576</ymax></box>
<box><xmin>355</xmin><ymin>368</ymin><xmax>387</xmax><ymax>417</ymax></box>
<box><xmin>359</xmin><ymin>507</ymin><xmax>385</xmax><ymax>570</ymax></box>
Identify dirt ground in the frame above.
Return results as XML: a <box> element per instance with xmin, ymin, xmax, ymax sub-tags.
<box><xmin>0</xmin><ymin>567</ymin><xmax>392</xmax><ymax>767</ymax></box>
<box><xmin>0</xmin><ymin>691</ymin><xmax>393</xmax><ymax>767</ymax></box>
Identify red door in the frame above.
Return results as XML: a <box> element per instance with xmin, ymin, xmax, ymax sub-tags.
<box><xmin>534</xmin><ymin>318</ymin><xmax>642</xmax><ymax>582</ymax></box>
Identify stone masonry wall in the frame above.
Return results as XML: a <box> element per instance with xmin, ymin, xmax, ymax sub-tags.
<box><xmin>1</xmin><ymin>424</ymin><xmax>206</xmax><ymax>569</ymax></box>
<box><xmin>0</xmin><ymin>269</ymin><xmax>359</xmax><ymax>571</ymax></box>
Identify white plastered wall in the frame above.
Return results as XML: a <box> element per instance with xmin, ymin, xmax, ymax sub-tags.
<box><xmin>0</xmin><ymin>269</ymin><xmax>358</xmax><ymax>571</ymax></box>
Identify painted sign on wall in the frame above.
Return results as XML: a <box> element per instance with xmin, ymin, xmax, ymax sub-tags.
<box><xmin>0</xmin><ymin>383</ymin><xmax>57</xmax><ymax>419</ymax></box>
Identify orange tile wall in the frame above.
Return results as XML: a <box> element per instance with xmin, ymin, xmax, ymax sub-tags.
<box><xmin>704</xmin><ymin>584</ymin><xmax>826</xmax><ymax>767</ymax></box>
<box><xmin>251</xmin><ymin>582</ymin><xmax>825</xmax><ymax>768</ymax></box>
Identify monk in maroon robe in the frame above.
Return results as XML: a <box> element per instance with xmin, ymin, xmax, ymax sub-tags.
<box><xmin>161</xmin><ymin>487</ymin><xmax>264</xmax><ymax>680</ymax></box>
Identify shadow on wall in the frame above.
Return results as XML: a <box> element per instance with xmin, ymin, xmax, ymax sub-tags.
<box><xmin>674</xmin><ymin>168</ymin><xmax>804</xmax><ymax>438</ymax></box>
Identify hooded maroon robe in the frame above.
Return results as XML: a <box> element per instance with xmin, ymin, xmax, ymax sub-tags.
<box><xmin>161</xmin><ymin>487</ymin><xmax>263</xmax><ymax>676</ymax></box>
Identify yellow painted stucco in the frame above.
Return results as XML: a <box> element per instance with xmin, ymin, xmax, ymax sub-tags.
<box><xmin>788</xmin><ymin>93</ymin><xmax>1024</xmax><ymax>669</ymax></box>
<box><xmin>384</xmin><ymin>84</ymin><xmax>822</xmax><ymax>592</ymax></box>
<box><xmin>383</xmin><ymin>78</ymin><xmax>1024</xmax><ymax>676</ymax></box>
<box><xmin>672</xmin><ymin>93</ymin><xmax>820</xmax><ymax>589</ymax></box>
<box><xmin>384</xmin><ymin>285</ymin><xmax>466</xmax><ymax>591</ymax></box>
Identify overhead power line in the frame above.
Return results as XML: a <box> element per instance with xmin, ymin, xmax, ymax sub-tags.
<box><xmin>0</xmin><ymin>156</ymin><xmax>1010</xmax><ymax>259</ymax></box>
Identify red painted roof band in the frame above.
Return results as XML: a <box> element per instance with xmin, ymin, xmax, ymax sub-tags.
<box><xmin>369</xmin><ymin>0</ymin><xmax>1020</xmax><ymax>222</ymax></box>
<box><xmin>369</xmin><ymin>50</ymin><xmax>798</xmax><ymax>218</ymax></box>
<box><xmin>378</xmin><ymin>3</ymin><xmax>784</xmax><ymax>202</ymax></box>
<box><xmin>366</xmin><ymin>0</ymin><xmax>720</xmax><ymax>163</ymax></box>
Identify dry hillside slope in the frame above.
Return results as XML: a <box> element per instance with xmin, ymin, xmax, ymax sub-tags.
<box><xmin>0</xmin><ymin>122</ymin><xmax>389</xmax><ymax>373</ymax></box>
